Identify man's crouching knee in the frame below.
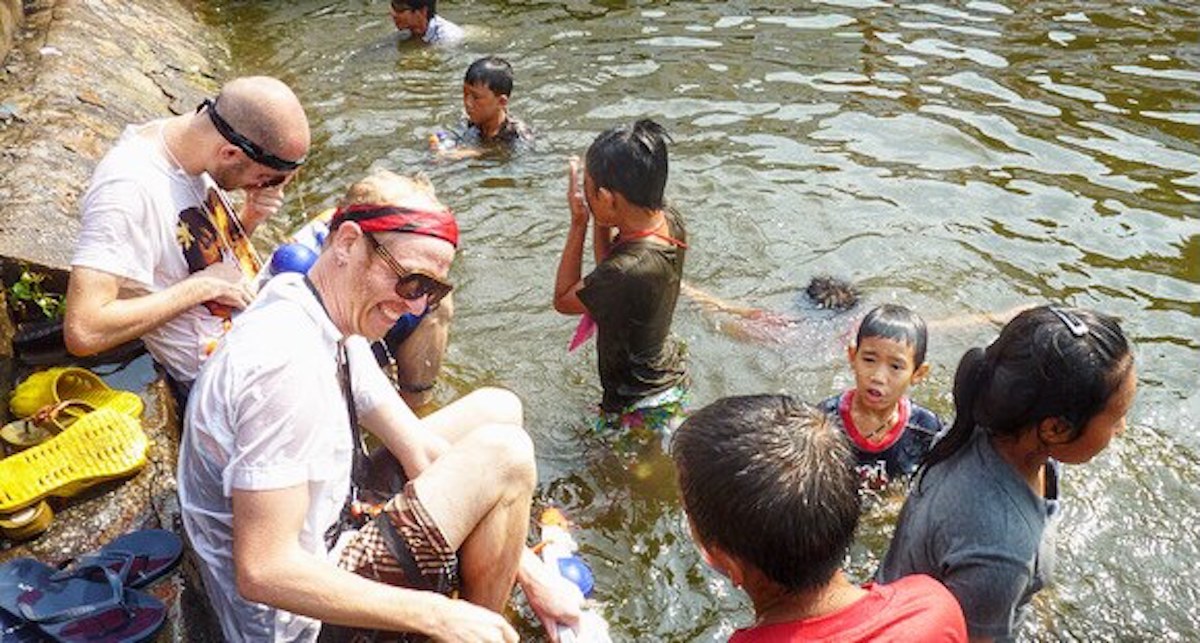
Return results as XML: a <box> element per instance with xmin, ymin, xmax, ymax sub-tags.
<box><xmin>462</xmin><ymin>386</ymin><xmax>524</xmax><ymax>427</ymax></box>
<box><xmin>470</xmin><ymin>420</ymin><xmax>536</xmax><ymax>494</ymax></box>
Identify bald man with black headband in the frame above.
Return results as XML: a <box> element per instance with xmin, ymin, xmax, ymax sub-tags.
<box><xmin>65</xmin><ymin>76</ymin><xmax>310</xmax><ymax>394</ymax></box>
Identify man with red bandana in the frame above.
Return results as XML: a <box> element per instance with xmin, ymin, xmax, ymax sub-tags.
<box><xmin>179</xmin><ymin>170</ymin><xmax>582</xmax><ymax>643</ymax></box>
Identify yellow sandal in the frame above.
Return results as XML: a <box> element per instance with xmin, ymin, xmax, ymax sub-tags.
<box><xmin>0</xmin><ymin>500</ymin><xmax>53</xmax><ymax>541</ymax></box>
<box><xmin>0</xmin><ymin>399</ymin><xmax>96</xmax><ymax>451</ymax></box>
<box><xmin>9</xmin><ymin>366</ymin><xmax>143</xmax><ymax>420</ymax></box>
<box><xmin>0</xmin><ymin>407</ymin><xmax>150</xmax><ymax>514</ymax></box>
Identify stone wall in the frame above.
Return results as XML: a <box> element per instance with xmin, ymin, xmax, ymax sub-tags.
<box><xmin>0</xmin><ymin>0</ymin><xmax>227</xmax><ymax>276</ymax></box>
<box><xmin>0</xmin><ymin>0</ymin><xmax>19</xmax><ymax>63</ymax></box>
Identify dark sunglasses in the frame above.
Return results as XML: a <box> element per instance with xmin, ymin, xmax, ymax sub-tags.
<box><xmin>365</xmin><ymin>232</ymin><xmax>453</xmax><ymax>309</ymax></box>
<box><xmin>198</xmin><ymin>98</ymin><xmax>306</xmax><ymax>172</ymax></box>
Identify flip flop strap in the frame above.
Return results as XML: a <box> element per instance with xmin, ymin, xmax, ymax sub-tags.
<box><xmin>18</xmin><ymin>566</ymin><xmax>123</xmax><ymax>624</ymax></box>
<box><xmin>52</xmin><ymin>548</ymin><xmax>149</xmax><ymax>587</ymax></box>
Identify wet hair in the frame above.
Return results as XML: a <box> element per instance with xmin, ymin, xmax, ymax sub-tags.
<box><xmin>671</xmin><ymin>395</ymin><xmax>861</xmax><ymax>594</ymax></box>
<box><xmin>805</xmin><ymin>275</ymin><xmax>860</xmax><ymax>311</ymax></box>
<box><xmin>338</xmin><ymin>168</ymin><xmax>438</xmax><ymax>210</ymax></box>
<box><xmin>585</xmin><ymin>119</ymin><xmax>671</xmax><ymax>210</ymax></box>
<box><xmin>855</xmin><ymin>304</ymin><xmax>928</xmax><ymax>366</ymax></box>
<box><xmin>391</xmin><ymin>0</ymin><xmax>435</xmax><ymax>17</ymax></box>
<box><xmin>464</xmin><ymin>56</ymin><xmax>514</xmax><ymax>97</ymax></box>
<box><xmin>923</xmin><ymin>306</ymin><xmax>1133</xmax><ymax>474</ymax></box>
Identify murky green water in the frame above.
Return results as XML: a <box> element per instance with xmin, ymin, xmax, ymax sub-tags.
<box><xmin>201</xmin><ymin>1</ymin><xmax>1199</xmax><ymax>639</ymax></box>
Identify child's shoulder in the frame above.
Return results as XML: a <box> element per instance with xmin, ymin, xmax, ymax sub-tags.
<box><xmin>817</xmin><ymin>390</ymin><xmax>847</xmax><ymax>415</ymax></box>
<box><xmin>500</xmin><ymin>115</ymin><xmax>533</xmax><ymax>141</ymax></box>
<box><xmin>905</xmin><ymin>399</ymin><xmax>944</xmax><ymax>435</ymax></box>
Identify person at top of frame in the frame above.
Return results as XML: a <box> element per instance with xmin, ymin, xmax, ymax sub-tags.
<box><xmin>389</xmin><ymin>0</ymin><xmax>464</xmax><ymax>45</ymax></box>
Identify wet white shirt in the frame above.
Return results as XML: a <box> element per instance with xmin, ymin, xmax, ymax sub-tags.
<box><xmin>72</xmin><ymin>121</ymin><xmax>233</xmax><ymax>383</ymax></box>
<box><xmin>179</xmin><ymin>273</ymin><xmax>353</xmax><ymax>643</ymax></box>
<box><xmin>423</xmin><ymin>14</ymin><xmax>464</xmax><ymax>45</ymax></box>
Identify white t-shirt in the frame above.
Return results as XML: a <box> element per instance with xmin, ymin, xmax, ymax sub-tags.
<box><xmin>72</xmin><ymin>121</ymin><xmax>236</xmax><ymax>383</ymax></box>
<box><xmin>424</xmin><ymin>14</ymin><xmax>464</xmax><ymax>44</ymax></box>
<box><xmin>179</xmin><ymin>273</ymin><xmax>354</xmax><ymax>643</ymax></box>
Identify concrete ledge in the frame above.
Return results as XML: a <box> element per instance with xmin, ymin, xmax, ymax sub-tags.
<box><xmin>0</xmin><ymin>1</ymin><xmax>232</xmax><ymax>640</ymax></box>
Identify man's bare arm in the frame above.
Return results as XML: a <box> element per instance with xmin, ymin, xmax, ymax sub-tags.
<box><xmin>64</xmin><ymin>264</ymin><xmax>252</xmax><ymax>356</ymax></box>
<box><xmin>391</xmin><ymin>294</ymin><xmax>453</xmax><ymax>409</ymax></box>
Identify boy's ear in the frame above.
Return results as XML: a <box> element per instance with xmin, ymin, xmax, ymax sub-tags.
<box><xmin>846</xmin><ymin>344</ymin><xmax>857</xmax><ymax>365</ymax></box>
<box><xmin>702</xmin><ymin>543</ymin><xmax>747</xmax><ymax>589</ymax></box>
<box><xmin>911</xmin><ymin>361</ymin><xmax>930</xmax><ymax>383</ymax></box>
<box><xmin>498</xmin><ymin>93</ymin><xmax>509</xmax><ymax>109</ymax></box>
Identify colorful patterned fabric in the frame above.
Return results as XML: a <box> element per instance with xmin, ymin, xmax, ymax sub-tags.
<box><xmin>594</xmin><ymin>384</ymin><xmax>688</xmax><ymax>437</ymax></box>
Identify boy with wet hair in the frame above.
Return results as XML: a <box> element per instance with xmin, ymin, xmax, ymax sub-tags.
<box><xmin>389</xmin><ymin>0</ymin><xmax>463</xmax><ymax>45</ymax></box>
<box><xmin>461</xmin><ymin>56</ymin><xmax>532</xmax><ymax>146</ymax></box>
<box><xmin>554</xmin><ymin>119</ymin><xmax>688</xmax><ymax>434</ymax></box>
<box><xmin>431</xmin><ymin>56</ymin><xmax>533</xmax><ymax>157</ymax></box>
<box><xmin>671</xmin><ymin>395</ymin><xmax>966</xmax><ymax>642</ymax></box>
<box><xmin>820</xmin><ymin>303</ymin><xmax>943</xmax><ymax>490</ymax></box>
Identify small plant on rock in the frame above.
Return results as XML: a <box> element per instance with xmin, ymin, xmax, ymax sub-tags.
<box><xmin>8</xmin><ymin>267</ymin><xmax>65</xmax><ymax>320</ymax></box>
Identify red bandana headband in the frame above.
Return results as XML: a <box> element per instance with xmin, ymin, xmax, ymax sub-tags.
<box><xmin>331</xmin><ymin>203</ymin><xmax>459</xmax><ymax>248</ymax></box>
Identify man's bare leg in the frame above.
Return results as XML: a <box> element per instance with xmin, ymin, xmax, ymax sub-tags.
<box><xmin>421</xmin><ymin>386</ymin><xmax>523</xmax><ymax>445</ymax></box>
<box><xmin>410</xmin><ymin>419</ymin><xmax>535</xmax><ymax>611</ymax></box>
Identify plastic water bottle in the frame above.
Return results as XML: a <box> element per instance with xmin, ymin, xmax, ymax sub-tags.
<box><xmin>429</xmin><ymin>130</ymin><xmax>456</xmax><ymax>153</ymax></box>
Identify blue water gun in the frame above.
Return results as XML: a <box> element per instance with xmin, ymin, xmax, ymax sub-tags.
<box><xmin>536</xmin><ymin>508</ymin><xmax>613</xmax><ymax>643</ymax></box>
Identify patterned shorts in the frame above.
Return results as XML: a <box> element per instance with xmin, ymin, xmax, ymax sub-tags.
<box><xmin>338</xmin><ymin>482</ymin><xmax>459</xmax><ymax>593</ymax></box>
<box><xmin>595</xmin><ymin>384</ymin><xmax>689</xmax><ymax>437</ymax></box>
<box><xmin>328</xmin><ymin>483</ymin><xmax>460</xmax><ymax>643</ymax></box>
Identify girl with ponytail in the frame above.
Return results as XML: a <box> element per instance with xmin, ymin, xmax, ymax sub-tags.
<box><xmin>876</xmin><ymin>306</ymin><xmax>1137</xmax><ymax>641</ymax></box>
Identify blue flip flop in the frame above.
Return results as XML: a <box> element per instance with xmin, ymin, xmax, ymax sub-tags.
<box><xmin>0</xmin><ymin>557</ymin><xmax>165</xmax><ymax>643</ymax></box>
<box><xmin>1</xmin><ymin>606</ymin><xmax>42</xmax><ymax>643</ymax></box>
<box><xmin>54</xmin><ymin>528</ymin><xmax>183</xmax><ymax>589</ymax></box>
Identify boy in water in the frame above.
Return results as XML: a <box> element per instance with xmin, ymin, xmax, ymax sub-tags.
<box><xmin>553</xmin><ymin>120</ymin><xmax>688</xmax><ymax>435</ymax></box>
<box><xmin>820</xmin><ymin>304</ymin><xmax>943</xmax><ymax>490</ymax></box>
<box><xmin>671</xmin><ymin>395</ymin><xmax>966</xmax><ymax>641</ymax></box>
<box><xmin>389</xmin><ymin>0</ymin><xmax>463</xmax><ymax>45</ymax></box>
<box><xmin>432</xmin><ymin>56</ymin><xmax>533</xmax><ymax>156</ymax></box>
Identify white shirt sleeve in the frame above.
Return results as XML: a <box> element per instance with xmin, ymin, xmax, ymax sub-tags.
<box><xmin>72</xmin><ymin>177</ymin><xmax>161</xmax><ymax>285</ymax></box>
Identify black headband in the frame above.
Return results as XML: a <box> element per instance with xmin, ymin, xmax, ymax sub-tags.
<box><xmin>198</xmin><ymin>98</ymin><xmax>305</xmax><ymax>172</ymax></box>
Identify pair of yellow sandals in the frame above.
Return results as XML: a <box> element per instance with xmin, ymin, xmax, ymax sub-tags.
<box><xmin>0</xmin><ymin>367</ymin><xmax>150</xmax><ymax>540</ymax></box>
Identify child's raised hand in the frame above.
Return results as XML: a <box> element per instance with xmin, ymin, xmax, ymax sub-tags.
<box><xmin>567</xmin><ymin>156</ymin><xmax>590</xmax><ymax>227</ymax></box>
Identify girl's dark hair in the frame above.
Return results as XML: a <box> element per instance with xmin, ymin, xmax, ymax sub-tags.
<box><xmin>585</xmin><ymin>119</ymin><xmax>671</xmax><ymax>210</ymax></box>
<box><xmin>923</xmin><ymin>306</ymin><xmax>1132</xmax><ymax>473</ymax></box>
<box><xmin>856</xmin><ymin>304</ymin><xmax>928</xmax><ymax>365</ymax></box>
<box><xmin>464</xmin><ymin>56</ymin><xmax>513</xmax><ymax>96</ymax></box>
